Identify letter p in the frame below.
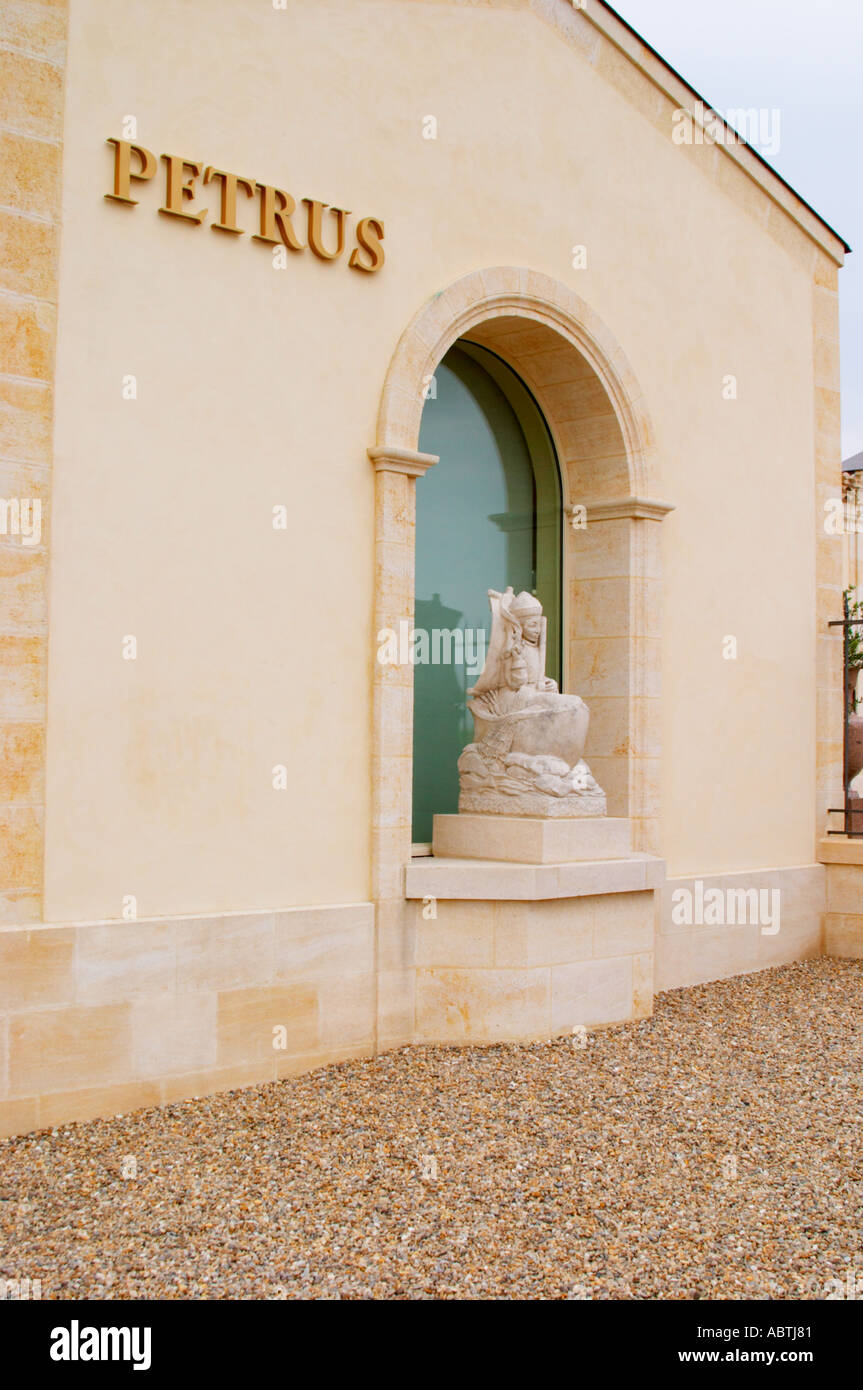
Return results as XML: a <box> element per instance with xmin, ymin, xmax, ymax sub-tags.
<box><xmin>105</xmin><ymin>138</ymin><xmax>157</xmax><ymax>205</ymax></box>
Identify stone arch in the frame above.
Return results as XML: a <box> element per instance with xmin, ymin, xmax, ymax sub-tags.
<box><xmin>368</xmin><ymin>270</ymin><xmax>672</xmax><ymax>1045</ymax></box>
<box><xmin>376</xmin><ymin>267</ymin><xmax>660</xmax><ymax>498</ymax></box>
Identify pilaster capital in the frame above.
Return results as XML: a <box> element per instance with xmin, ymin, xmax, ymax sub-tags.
<box><xmin>568</xmin><ymin>495</ymin><xmax>676</xmax><ymax>523</ymax></box>
<box><xmin>368</xmin><ymin>446</ymin><xmax>439</xmax><ymax>477</ymax></box>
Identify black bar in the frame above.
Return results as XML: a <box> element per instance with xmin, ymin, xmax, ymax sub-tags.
<box><xmin>3</xmin><ymin>1297</ymin><xmax>860</xmax><ymax>1374</ymax></box>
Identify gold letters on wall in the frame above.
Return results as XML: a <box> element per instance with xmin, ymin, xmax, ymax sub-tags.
<box><xmin>104</xmin><ymin>138</ymin><xmax>386</xmax><ymax>273</ymax></box>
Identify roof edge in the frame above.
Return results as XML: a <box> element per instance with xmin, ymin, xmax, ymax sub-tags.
<box><xmin>534</xmin><ymin>0</ymin><xmax>850</xmax><ymax>264</ymax></box>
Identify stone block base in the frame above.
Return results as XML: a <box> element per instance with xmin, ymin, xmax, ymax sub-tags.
<box><xmin>433</xmin><ymin>813</ymin><xmax>630</xmax><ymax>863</ymax></box>
<box><xmin>415</xmin><ymin>892</ymin><xmax>654</xmax><ymax>1042</ymax></box>
<box><xmin>824</xmin><ymin>915</ymin><xmax>863</xmax><ymax>958</ymax></box>
<box><xmin>820</xmin><ymin>840</ymin><xmax>863</xmax><ymax>957</ymax></box>
<box><xmin>0</xmin><ymin>855</ymin><xmax>834</xmax><ymax>1140</ymax></box>
<box><xmin>657</xmin><ymin>864</ymin><xmax>825</xmax><ymax>989</ymax></box>
<box><xmin>0</xmin><ymin>903</ymin><xmax>377</xmax><ymax>1139</ymax></box>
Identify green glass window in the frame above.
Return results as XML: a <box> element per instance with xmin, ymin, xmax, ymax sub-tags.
<box><xmin>412</xmin><ymin>341</ymin><xmax>562</xmax><ymax>843</ymax></box>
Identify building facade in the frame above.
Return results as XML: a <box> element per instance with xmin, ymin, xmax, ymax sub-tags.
<box><xmin>0</xmin><ymin>0</ymin><xmax>854</xmax><ymax>1138</ymax></box>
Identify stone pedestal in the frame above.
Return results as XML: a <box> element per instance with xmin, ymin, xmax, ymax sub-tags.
<box><xmin>433</xmin><ymin>813</ymin><xmax>630</xmax><ymax>863</ymax></box>
<box><xmin>405</xmin><ymin>815</ymin><xmax>664</xmax><ymax>1043</ymax></box>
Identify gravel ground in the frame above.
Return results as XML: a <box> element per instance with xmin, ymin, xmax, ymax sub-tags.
<box><xmin>1</xmin><ymin>958</ymin><xmax>861</xmax><ymax>1300</ymax></box>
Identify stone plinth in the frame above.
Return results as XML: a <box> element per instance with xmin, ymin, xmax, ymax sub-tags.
<box><xmin>412</xmin><ymin>892</ymin><xmax>656</xmax><ymax>1043</ymax></box>
<box><xmin>433</xmin><ymin>813</ymin><xmax>630</xmax><ymax>863</ymax></box>
<box><xmin>405</xmin><ymin>832</ymin><xmax>664</xmax><ymax>1040</ymax></box>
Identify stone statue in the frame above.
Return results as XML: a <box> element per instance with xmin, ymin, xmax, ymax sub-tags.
<box><xmin>458</xmin><ymin>587</ymin><xmax>606</xmax><ymax>816</ymax></box>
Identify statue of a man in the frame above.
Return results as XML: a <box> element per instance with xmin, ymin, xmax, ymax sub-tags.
<box><xmin>469</xmin><ymin>588</ymin><xmax>559</xmax><ymax>713</ymax></box>
<box><xmin>458</xmin><ymin>586</ymin><xmax>605</xmax><ymax>814</ymax></box>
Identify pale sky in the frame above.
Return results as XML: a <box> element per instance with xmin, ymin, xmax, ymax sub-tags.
<box><xmin>608</xmin><ymin>0</ymin><xmax>862</xmax><ymax>459</ymax></box>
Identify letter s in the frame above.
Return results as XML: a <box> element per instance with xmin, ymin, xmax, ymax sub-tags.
<box><xmin>349</xmin><ymin>217</ymin><xmax>385</xmax><ymax>273</ymax></box>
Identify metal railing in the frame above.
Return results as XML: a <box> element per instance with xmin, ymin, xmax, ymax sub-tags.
<box><xmin>827</xmin><ymin>589</ymin><xmax>863</xmax><ymax>836</ymax></box>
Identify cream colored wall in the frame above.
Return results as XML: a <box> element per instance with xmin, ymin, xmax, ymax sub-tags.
<box><xmin>46</xmin><ymin>0</ymin><xmax>832</xmax><ymax>919</ymax></box>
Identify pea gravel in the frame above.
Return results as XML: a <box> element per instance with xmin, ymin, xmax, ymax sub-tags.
<box><xmin>1</xmin><ymin>958</ymin><xmax>861</xmax><ymax>1300</ymax></box>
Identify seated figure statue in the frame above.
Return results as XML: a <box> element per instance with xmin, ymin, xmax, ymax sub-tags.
<box><xmin>458</xmin><ymin>586</ymin><xmax>606</xmax><ymax>816</ymax></box>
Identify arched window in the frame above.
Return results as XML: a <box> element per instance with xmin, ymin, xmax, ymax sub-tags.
<box><xmin>412</xmin><ymin>341</ymin><xmax>562</xmax><ymax>843</ymax></box>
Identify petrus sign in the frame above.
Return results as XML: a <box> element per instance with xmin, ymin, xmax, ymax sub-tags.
<box><xmin>104</xmin><ymin>138</ymin><xmax>385</xmax><ymax>272</ymax></box>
